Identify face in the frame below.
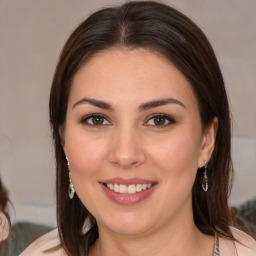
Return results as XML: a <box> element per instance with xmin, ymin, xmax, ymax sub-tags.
<box><xmin>63</xmin><ymin>48</ymin><xmax>216</xmax><ymax>237</ymax></box>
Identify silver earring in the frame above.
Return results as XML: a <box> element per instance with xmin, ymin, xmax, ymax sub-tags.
<box><xmin>202</xmin><ymin>160</ymin><xmax>208</xmax><ymax>192</ymax></box>
<box><xmin>66</xmin><ymin>157</ymin><xmax>75</xmax><ymax>199</ymax></box>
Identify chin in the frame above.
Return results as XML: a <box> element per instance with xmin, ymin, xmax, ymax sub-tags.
<box><xmin>111</xmin><ymin>224</ymin><xmax>151</xmax><ymax>236</ymax></box>
<box><xmin>99</xmin><ymin>213</ymin><xmax>154</xmax><ymax>236</ymax></box>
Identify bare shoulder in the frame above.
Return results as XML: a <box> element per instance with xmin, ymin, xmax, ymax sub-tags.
<box><xmin>19</xmin><ymin>229</ymin><xmax>67</xmax><ymax>256</ymax></box>
<box><xmin>219</xmin><ymin>227</ymin><xmax>256</xmax><ymax>256</ymax></box>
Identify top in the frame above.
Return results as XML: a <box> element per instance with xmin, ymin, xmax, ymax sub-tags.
<box><xmin>214</xmin><ymin>232</ymin><xmax>220</xmax><ymax>256</ymax></box>
<box><xmin>0</xmin><ymin>212</ymin><xmax>9</xmax><ymax>242</ymax></box>
<box><xmin>20</xmin><ymin>227</ymin><xmax>256</xmax><ymax>256</ymax></box>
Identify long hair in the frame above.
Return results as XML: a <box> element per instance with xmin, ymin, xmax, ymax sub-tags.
<box><xmin>49</xmin><ymin>1</ymin><xmax>233</xmax><ymax>255</ymax></box>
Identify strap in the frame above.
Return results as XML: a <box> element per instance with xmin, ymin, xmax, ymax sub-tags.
<box><xmin>213</xmin><ymin>232</ymin><xmax>220</xmax><ymax>256</ymax></box>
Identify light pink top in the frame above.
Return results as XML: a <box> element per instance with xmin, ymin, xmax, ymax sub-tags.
<box><xmin>0</xmin><ymin>212</ymin><xmax>9</xmax><ymax>242</ymax></box>
<box><xmin>20</xmin><ymin>227</ymin><xmax>256</xmax><ymax>256</ymax></box>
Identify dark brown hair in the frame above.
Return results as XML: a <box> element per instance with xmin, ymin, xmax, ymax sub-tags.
<box><xmin>49</xmin><ymin>1</ymin><xmax>233</xmax><ymax>255</ymax></box>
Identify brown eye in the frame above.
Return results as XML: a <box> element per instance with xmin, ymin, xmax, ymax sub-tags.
<box><xmin>153</xmin><ymin>116</ymin><xmax>166</xmax><ymax>125</ymax></box>
<box><xmin>92</xmin><ymin>116</ymin><xmax>104</xmax><ymax>125</ymax></box>
<box><xmin>82</xmin><ymin>114</ymin><xmax>110</xmax><ymax>126</ymax></box>
<box><xmin>146</xmin><ymin>114</ymin><xmax>176</xmax><ymax>127</ymax></box>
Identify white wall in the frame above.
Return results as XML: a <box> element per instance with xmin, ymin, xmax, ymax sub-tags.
<box><xmin>0</xmin><ymin>0</ymin><xmax>255</xmax><ymax>226</ymax></box>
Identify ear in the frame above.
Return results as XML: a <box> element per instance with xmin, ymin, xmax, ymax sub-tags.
<box><xmin>198</xmin><ymin>117</ymin><xmax>218</xmax><ymax>168</ymax></box>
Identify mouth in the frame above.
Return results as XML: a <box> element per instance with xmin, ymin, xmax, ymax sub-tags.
<box><xmin>103</xmin><ymin>183</ymin><xmax>154</xmax><ymax>194</ymax></box>
<box><xmin>100</xmin><ymin>178</ymin><xmax>158</xmax><ymax>205</ymax></box>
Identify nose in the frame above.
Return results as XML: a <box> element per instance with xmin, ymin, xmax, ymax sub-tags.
<box><xmin>108</xmin><ymin>126</ymin><xmax>146</xmax><ymax>169</ymax></box>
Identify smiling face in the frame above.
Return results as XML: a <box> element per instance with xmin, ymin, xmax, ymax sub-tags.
<box><xmin>63</xmin><ymin>48</ymin><xmax>216</xmax><ymax>237</ymax></box>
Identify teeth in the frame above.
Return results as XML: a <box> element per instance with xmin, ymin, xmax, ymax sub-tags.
<box><xmin>136</xmin><ymin>184</ymin><xmax>142</xmax><ymax>192</ymax></box>
<box><xmin>105</xmin><ymin>183</ymin><xmax>153</xmax><ymax>194</ymax></box>
<box><xmin>114</xmin><ymin>184</ymin><xmax>119</xmax><ymax>193</ymax></box>
<box><xmin>128</xmin><ymin>185</ymin><xmax>136</xmax><ymax>194</ymax></box>
<box><xmin>119</xmin><ymin>184</ymin><xmax>127</xmax><ymax>194</ymax></box>
<box><xmin>142</xmin><ymin>184</ymin><xmax>147</xmax><ymax>190</ymax></box>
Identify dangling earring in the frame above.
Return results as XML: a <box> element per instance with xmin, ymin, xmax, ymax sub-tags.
<box><xmin>66</xmin><ymin>157</ymin><xmax>75</xmax><ymax>199</ymax></box>
<box><xmin>202</xmin><ymin>160</ymin><xmax>208</xmax><ymax>192</ymax></box>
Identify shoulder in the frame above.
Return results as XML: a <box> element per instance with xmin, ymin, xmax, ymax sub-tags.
<box><xmin>19</xmin><ymin>229</ymin><xmax>67</xmax><ymax>256</ymax></box>
<box><xmin>219</xmin><ymin>227</ymin><xmax>256</xmax><ymax>256</ymax></box>
<box><xmin>0</xmin><ymin>211</ymin><xmax>9</xmax><ymax>241</ymax></box>
<box><xmin>232</xmin><ymin>227</ymin><xmax>256</xmax><ymax>255</ymax></box>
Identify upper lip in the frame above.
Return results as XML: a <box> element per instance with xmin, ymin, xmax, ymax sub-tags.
<box><xmin>100</xmin><ymin>177</ymin><xmax>157</xmax><ymax>185</ymax></box>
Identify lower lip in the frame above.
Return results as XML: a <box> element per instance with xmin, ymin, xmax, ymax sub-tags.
<box><xmin>101</xmin><ymin>184</ymin><xmax>156</xmax><ymax>206</ymax></box>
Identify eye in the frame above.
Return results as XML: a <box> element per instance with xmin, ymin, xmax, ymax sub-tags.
<box><xmin>145</xmin><ymin>114</ymin><xmax>176</xmax><ymax>127</ymax></box>
<box><xmin>82</xmin><ymin>114</ymin><xmax>111</xmax><ymax>126</ymax></box>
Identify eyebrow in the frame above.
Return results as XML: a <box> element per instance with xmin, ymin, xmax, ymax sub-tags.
<box><xmin>138</xmin><ymin>98</ymin><xmax>186</xmax><ymax>111</ymax></box>
<box><xmin>72</xmin><ymin>98</ymin><xmax>114</xmax><ymax>110</ymax></box>
<box><xmin>72</xmin><ymin>97</ymin><xmax>186</xmax><ymax>111</ymax></box>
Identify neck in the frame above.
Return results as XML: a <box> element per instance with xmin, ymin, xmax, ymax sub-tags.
<box><xmin>89</xmin><ymin>214</ymin><xmax>214</xmax><ymax>256</ymax></box>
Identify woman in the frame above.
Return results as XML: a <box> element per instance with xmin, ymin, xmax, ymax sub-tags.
<box><xmin>21</xmin><ymin>1</ymin><xmax>256</xmax><ymax>255</ymax></box>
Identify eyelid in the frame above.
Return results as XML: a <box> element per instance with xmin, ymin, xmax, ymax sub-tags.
<box><xmin>80</xmin><ymin>113</ymin><xmax>176</xmax><ymax>127</ymax></box>
<box><xmin>81</xmin><ymin>113</ymin><xmax>112</xmax><ymax>126</ymax></box>
<box><xmin>144</xmin><ymin>113</ymin><xmax>176</xmax><ymax>127</ymax></box>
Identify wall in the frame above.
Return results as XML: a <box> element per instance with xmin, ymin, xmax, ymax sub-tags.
<box><xmin>0</xmin><ymin>0</ymin><xmax>255</xmax><ymax>226</ymax></box>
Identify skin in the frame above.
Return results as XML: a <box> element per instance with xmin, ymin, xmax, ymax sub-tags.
<box><xmin>63</xmin><ymin>48</ymin><xmax>218</xmax><ymax>256</ymax></box>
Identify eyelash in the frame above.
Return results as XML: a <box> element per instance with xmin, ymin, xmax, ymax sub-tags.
<box><xmin>81</xmin><ymin>113</ymin><xmax>176</xmax><ymax>128</ymax></box>
<box><xmin>145</xmin><ymin>114</ymin><xmax>176</xmax><ymax>128</ymax></box>
<box><xmin>81</xmin><ymin>114</ymin><xmax>111</xmax><ymax>127</ymax></box>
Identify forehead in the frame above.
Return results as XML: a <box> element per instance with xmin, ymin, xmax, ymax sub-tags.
<box><xmin>69</xmin><ymin>48</ymin><xmax>198</xmax><ymax>110</ymax></box>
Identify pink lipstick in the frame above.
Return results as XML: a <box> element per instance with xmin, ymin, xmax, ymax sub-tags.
<box><xmin>100</xmin><ymin>178</ymin><xmax>157</xmax><ymax>205</ymax></box>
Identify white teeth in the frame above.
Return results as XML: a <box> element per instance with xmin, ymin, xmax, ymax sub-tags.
<box><xmin>114</xmin><ymin>184</ymin><xmax>119</xmax><ymax>193</ymax></box>
<box><xmin>128</xmin><ymin>185</ymin><xmax>136</xmax><ymax>194</ymax></box>
<box><xmin>136</xmin><ymin>184</ymin><xmax>142</xmax><ymax>192</ymax></box>
<box><xmin>142</xmin><ymin>184</ymin><xmax>147</xmax><ymax>190</ymax></box>
<box><xmin>105</xmin><ymin>183</ymin><xmax>153</xmax><ymax>194</ymax></box>
<box><xmin>119</xmin><ymin>184</ymin><xmax>127</xmax><ymax>194</ymax></box>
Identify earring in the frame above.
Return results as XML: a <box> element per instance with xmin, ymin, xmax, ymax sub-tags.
<box><xmin>202</xmin><ymin>160</ymin><xmax>208</xmax><ymax>192</ymax></box>
<box><xmin>66</xmin><ymin>157</ymin><xmax>75</xmax><ymax>199</ymax></box>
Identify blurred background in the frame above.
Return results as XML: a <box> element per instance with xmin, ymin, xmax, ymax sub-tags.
<box><xmin>0</xmin><ymin>0</ymin><xmax>255</xmax><ymax>228</ymax></box>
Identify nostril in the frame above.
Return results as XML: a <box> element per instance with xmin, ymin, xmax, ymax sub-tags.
<box><xmin>111</xmin><ymin>159</ymin><xmax>140</xmax><ymax>169</ymax></box>
<box><xmin>107</xmin><ymin>137</ymin><xmax>146</xmax><ymax>169</ymax></box>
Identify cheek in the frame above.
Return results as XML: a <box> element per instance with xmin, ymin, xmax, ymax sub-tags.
<box><xmin>64</xmin><ymin>131</ymin><xmax>108</xmax><ymax>208</ymax></box>
<box><xmin>146</xmin><ymin>130</ymin><xmax>202</xmax><ymax>180</ymax></box>
<box><xmin>64</xmin><ymin>127</ymin><xmax>108</xmax><ymax>178</ymax></box>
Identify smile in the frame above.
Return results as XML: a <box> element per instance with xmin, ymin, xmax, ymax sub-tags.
<box><xmin>104</xmin><ymin>183</ymin><xmax>153</xmax><ymax>194</ymax></box>
<box><xmin>100</xmin><ymin>179</ymin><xmax>157</xmax><ymax>205</ymax></box>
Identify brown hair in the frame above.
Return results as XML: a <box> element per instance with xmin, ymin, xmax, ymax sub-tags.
<box><xmin>49</xmin><ymin>1</ymin><xmax>233</xmax><ymax>255</ymax></box>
